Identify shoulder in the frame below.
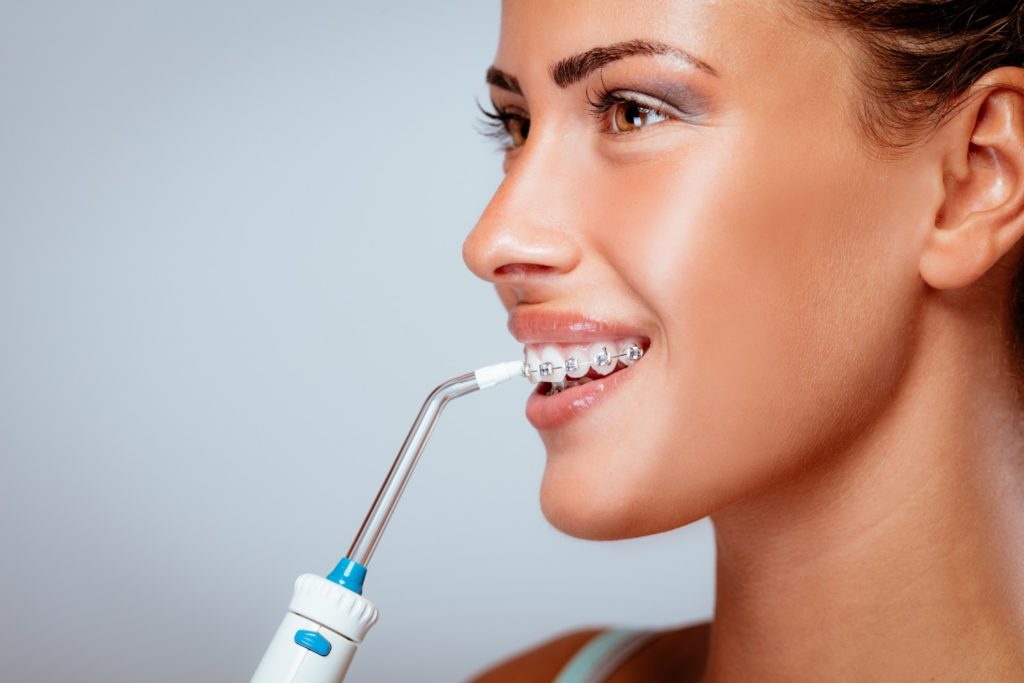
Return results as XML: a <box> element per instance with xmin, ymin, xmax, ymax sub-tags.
<box><xmin>467</xmin><ymin>627</ymin><xmax>604</xmax><ymax>683</ymax></box>
<box><xmin>467</xmin><ymin>622</ymin><xmax>711</xmax><ymax>683</ymax></box>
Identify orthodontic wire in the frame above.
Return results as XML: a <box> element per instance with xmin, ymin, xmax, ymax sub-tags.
<box><xmin>524</xmin><ymin>343</ymin><xmax>644</xmax><ymax>378</ymax></box>
<box><xmin>526</xmin><ymin>348</ymin><xmax>635</xmax><ymax>376</ymax></box>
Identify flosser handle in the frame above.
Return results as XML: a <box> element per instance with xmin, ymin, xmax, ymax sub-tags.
<box><xmin>251</xmin><ymin>574</ymin><xmax>378</xmax><ymax>683</ymax></box>
<box><xmin>251</xmin><ymin>360</ymin><xmax>523</xmax><ymax>681</ymax></box>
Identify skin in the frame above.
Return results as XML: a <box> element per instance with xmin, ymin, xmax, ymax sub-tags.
<box><xmin>462</xmin><ymin>0</ymin><xmax>1024</xmax><ymax>680</ymax></box>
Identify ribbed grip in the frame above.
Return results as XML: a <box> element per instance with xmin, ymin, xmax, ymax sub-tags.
<box><xmin>288</xmin><ymin>574</ymin><xmax>379</xmax><ymax>643</ymax></box>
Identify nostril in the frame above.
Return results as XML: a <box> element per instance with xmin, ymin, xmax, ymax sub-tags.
<box><xmin>495</xmin><ymin>263</ymin><xmax>557</xmax><ymax>279</ymax></box>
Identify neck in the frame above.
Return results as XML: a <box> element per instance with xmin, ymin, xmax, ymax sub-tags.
<box><xmin>703</xmin><ymin>291</ymin><xmax>1024</xmax><ymax>681</ymax></box>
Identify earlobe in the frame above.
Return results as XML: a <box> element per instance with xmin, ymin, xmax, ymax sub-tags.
<box><xmin>919</xmin><ymin>67</ymin><xmax>1024</xmax><ymax>291</ymax></box>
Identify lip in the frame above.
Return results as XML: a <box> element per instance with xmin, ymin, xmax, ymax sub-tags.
<box><xmin>509</xmin><ymin>308</ymin><xmax>651</xmax><ymax>430</ymax></box>
<box><xmin>508</xmin><ymin>309</ymin><xmax>649</xmax><ymax>344</ymax></box>
<box><xmin>525</xmin><ymin>360</ymin><xmax>641</xmax><ymax>430</ymax></box>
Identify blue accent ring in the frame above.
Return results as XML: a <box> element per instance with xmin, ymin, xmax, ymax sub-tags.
<box><xmin>326</xmin><ymin>557</ymin><xmax>367</xmax><ymax>595</ymax></box>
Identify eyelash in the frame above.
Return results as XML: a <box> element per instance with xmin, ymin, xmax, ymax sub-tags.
<box><xmin>475</xmin><ymin>101</ymin><xmax>526</xmax><ymax>150</ymax></box>
<box><xmin>475</xmin><ymin>84</ymin><xmax>676</xmax><ymax>151</ymax></box>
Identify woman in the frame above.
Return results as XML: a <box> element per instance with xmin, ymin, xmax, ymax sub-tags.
<box><xmin>462</xmin><ymin>0</ymin><xmax>1024</xmax><ymax>680</ymax></box>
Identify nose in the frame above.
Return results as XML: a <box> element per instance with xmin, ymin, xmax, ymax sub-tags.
<box><xmin>463</xmin><ymin>146</ymin><xmax>583</xmax><ymax>304</ymax></box>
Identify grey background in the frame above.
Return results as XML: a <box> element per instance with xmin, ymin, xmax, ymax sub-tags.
<box><xmin>0</xmin><ymin>2</ymin><xmax>714</xmax><ymax>681</ymax></box>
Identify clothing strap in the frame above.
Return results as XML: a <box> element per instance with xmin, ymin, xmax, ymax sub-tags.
<box><xmin>552</xmin><ymin>628</ymin><xmax>659</xmax><ymax>683</ymax></box>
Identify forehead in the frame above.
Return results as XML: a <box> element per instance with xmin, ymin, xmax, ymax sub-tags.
<box><xmin>493</xmin><ymin>0</ymin><xmax>847</xmax><ymax>99</ymax></box>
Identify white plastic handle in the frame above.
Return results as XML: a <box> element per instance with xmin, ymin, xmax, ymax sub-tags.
<box><xmin>251</xmin><ymin>612</ymin><xmax>358</xmax><ymax>683</ymax></box>
<box><xmin>251</xmin><ymin>574</ymin><xmax>379</xmax><ymax>683</ymax></box>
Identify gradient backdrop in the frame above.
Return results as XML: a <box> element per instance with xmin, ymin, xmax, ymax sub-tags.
<box><xmin>0</xmin><ymin>2</ymin><xmax>714</xmax><ymax>680</ymax></box>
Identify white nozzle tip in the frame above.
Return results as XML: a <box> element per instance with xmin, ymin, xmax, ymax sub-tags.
<box><xmin>474</xmin><ymin>360</ymin><xmax>527</xmax><ymax>389</ymax></box>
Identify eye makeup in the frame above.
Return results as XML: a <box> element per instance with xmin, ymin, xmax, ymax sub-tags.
<box><xmin>584</xmin><ymin>81</ymin><xmax>707</xmax><ymax>124</ymax></box>
<box><xmin>475</xmin><ymin>70</ymin><xmax>712</xmax><ymax>150</ymax></box>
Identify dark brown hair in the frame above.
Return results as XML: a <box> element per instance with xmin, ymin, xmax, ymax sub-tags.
<box><xmin>802</xmin><ymin>1</ymin><xmax>1024</xmax><ymax>361</ymax></box>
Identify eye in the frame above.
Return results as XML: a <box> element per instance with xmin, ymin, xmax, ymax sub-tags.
<box><xmin>586</xmin><ymin>86</ymin><xmax>684</xmax><ymax>135</ymax></box>
<box><xmin>474</xmin><ymin>87</ymin><xmax>688</xmax><ymax>153</ymax></box>
<box><xmin>475</xmin><ymin>98</ymin><xmax>530</xmax><ymax>151</ymax></box>
<box><xmin>610</xmin><ymin>99</ymin><xmax>670</xmax><ymax>132</ymax></box>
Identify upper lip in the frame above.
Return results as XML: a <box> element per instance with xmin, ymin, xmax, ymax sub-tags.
<box><xmin>508</xmin><ymin>308</ymin><xmax>650</xmax><ymax>344</ymax></box>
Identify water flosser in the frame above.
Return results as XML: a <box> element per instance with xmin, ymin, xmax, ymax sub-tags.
<box><xmin>251</xmin><ymin>360</ymin><xmax>525</xmax><ymax>683</ymax></box>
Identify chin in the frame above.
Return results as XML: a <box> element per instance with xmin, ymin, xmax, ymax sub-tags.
<box><xmin>537</xmin><ymin>449</ymin><xmax>707</xmax><ymax>541</ymax></box>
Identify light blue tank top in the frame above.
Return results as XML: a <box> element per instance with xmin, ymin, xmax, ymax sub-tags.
<box><xmin>552</xmin><ymin>628</ymin><xmax>659</xmax><ymax>683</ymax></box>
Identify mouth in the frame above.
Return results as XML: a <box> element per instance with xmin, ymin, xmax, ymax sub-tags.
<box><xmin>522</xmin><ymin>336</ymin><xmax>651</xmax><ymax>429</ymax></box>
<box><xmin>525</xmin><ymin>337</ymin><xmax>648</xmax><ymax>395</ymax></box>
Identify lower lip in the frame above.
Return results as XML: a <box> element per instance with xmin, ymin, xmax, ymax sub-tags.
<box><xmin>525</xmin><ymin>361</ymin><xmax>641</xmax><ymax>430</ymax></box>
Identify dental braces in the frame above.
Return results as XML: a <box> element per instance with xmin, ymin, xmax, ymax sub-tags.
<box><xmin>525</xmin><ymin>343</ymin><xmax>644</xmax><ymax>379</ymax></box>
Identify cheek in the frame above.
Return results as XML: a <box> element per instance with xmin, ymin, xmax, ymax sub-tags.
<box><xmin>542</xmin><ymin>132</ymin><xmax>925</xmax><ymax>538</ymax></box>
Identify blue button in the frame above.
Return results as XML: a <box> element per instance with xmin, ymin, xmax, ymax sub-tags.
<box><xmin>294</xmin><ymin>629</ymin><xmax>332</xmax><ymax>657</ymax></box>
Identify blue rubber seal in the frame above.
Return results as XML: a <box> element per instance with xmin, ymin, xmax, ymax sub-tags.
<box><xmin>326</xmin><ymin>556</ymin><xmax>367</xmax><ymax>595</ymax></box>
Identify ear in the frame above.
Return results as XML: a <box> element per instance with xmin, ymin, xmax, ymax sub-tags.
<box><xmin>919</xmin><ymin>67</ymin><xmax>1024</xmax><ymax>290</ymax></box>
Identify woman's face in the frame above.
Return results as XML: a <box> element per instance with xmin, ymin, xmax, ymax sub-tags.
<box><xmin>464</xmin><ymin>0</ymin><xmax>934</xmax><ymax>539</ymax></box>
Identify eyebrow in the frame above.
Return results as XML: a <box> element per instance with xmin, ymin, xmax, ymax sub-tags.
<box><xmin>485</xmin><ymin>38</ymin><xmax>719</xmax><ymax>95</ymax></box>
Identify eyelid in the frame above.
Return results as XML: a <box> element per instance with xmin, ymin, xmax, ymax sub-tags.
<box><xmin>491</xmin><ymin>97</ymin><xmax>527</xmax><ymax>116</ymax></box>
<box><xmin>605</xmin><ymin>90</ymin><xmax>693</xmax><ymax>121</ymax></box>
<box><xmin>583</xmin><ymin>88</ymin><xmax>696</xmax><ymax>141</ymax></box>
<box><xmin>474</xmin><ymin>83</ymin><xmax>702</xmax><ymax>151</ymax></box>
<box><xmin>586</xmin><ymin>76</ymin><xmax>707</xmax><ymax>120</ymax></box>
<box><xmin>475</xmin><ymin>97</ymin><xmax>528</xmax><ymax>151</ymax></box>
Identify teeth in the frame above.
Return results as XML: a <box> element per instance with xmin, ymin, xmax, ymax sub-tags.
<box><xmin>540</xmin><ymin>345</ymin><xmax>566</xmax><ymax>382</ymax></box>
<box><xmin>525</xmin><ymin>347</ymin><xmax>542</xmax><ymax>385</ymax></box>
<box><xmin>564</xmin><ymin>345</ymin><xmax>589</xmax><ymax>378</ymax></box>
<box><xmin>620</xmin><ymin>337</ymin><xmax>644</xmax><ymax>366</ymax></box>
<box><xmin>546</xmin><ymin>380</ymin><xmax>567</xmax><ymax>395</ymax></box>
<box><xmin>546</xmin><ymin>377</ymin><xmax>594</xmax><ymax>395</ymax></box>
<box><xmin>589</xmin><ymin>342</ymin><xmax>616</xmax><ymax>375</ymax></box>
<box><xmin>524</xmin><ymin>337</ymin><xmax>648</xmax><ymax>383</ymax></box>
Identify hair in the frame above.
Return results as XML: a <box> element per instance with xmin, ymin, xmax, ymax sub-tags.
<box><xmin>799</xmin><ymin>1</ymin><xmax>1024</xmax><ymax>368</ymax></box>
